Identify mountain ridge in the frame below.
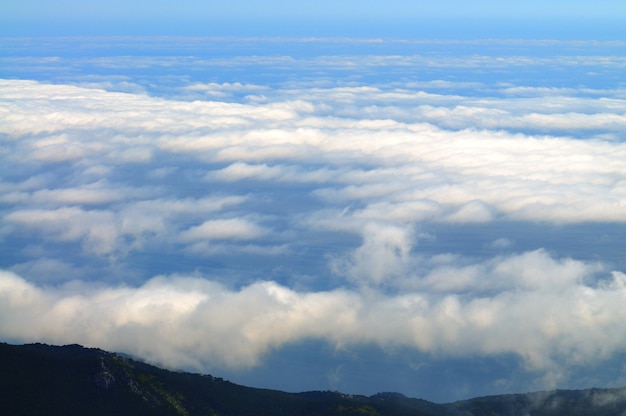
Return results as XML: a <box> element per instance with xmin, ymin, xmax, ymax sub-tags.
<box><xmin>2</xmin><ymin>342</ymin><xmax>626</xmax><ymax>416</ymax></box>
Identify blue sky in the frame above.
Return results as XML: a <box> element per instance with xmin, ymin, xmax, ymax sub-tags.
<box><xmin>1</xmin><ymin>0</ymin><xmax>626</xmax><ymax>406</ymax></box>
<box><xmin>2</xmin><ymin>0</ymin><xmax>625</xmax><ymax>37</ymax></box>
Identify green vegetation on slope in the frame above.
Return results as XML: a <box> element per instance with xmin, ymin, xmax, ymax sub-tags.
<box><xmin>2</xmin><ymin>342</ymin><xmax>626</xmax><ymax>416</ymax></box>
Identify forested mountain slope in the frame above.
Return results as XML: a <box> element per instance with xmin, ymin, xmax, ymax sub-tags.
<box><xmin>2</xmin><ymin>342</ymin><xmax>626</xmax><ymax>416</ymax></box>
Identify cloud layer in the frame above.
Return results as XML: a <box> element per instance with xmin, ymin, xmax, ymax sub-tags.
<box><xmin>2</xmin><ymin>39</ymin><xmax>626</xmax><ymax>399</ymax></box>
<box><xmin>1</xmin><ymin>259</ymin><xmax>624</xmax><ymax>378</ymax></box>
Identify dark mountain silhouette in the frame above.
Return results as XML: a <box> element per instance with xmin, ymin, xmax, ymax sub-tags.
<box><xmin>2</xmin><ymin>342</ymin><xmax>626</xmax><ymax>416</ymax></box>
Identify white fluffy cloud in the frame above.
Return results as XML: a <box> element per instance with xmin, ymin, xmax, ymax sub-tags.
<box><xmin>179</xmin><ymin>218</ymin><xmax>268</xmax><ymax>242</ymax></box>
<box><xmin>331</xmin><ymin>223</ymin><xmax>415</xmax><ymax>286</ymax></box>
<box><xmin>0</xmin><ymin>254</ymin><xmax>623</xmax><ymax>379</ymax></box>
<box><xmin>5</xmin><ymin>207</ymin><xmax>120</xmax><ymax>256</ymax></box>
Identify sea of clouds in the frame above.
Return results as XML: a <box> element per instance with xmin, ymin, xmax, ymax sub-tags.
<box><xmin>1</xmin><ymin>37</ymin><xmax>626</xmax><ymax>399</ymax></box>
